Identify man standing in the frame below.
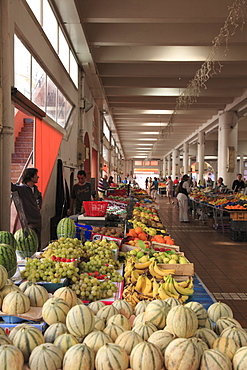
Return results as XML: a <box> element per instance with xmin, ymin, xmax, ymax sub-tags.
<box><xmin>97</xmin><ymin>174</ymin><xmax>109</xmax><ymax>199</ymax></box>
<box><xmin>150</xmin><ymin>177</ymin><xmax>159</xmax><ymax>202</ymax></box>
<box><xmin>68</xmin><ymin>170</ymin><xmax>92</xmax><ymax>215</ymax></box>
<box><xmin>11</xmin><ymin>168</ymin><xmax>42</xmax><ymax>249</ymax></box>
<box><xmin>232</xmin><ymin>173</ymin><xmax>245</xmax><ymax>192</ymax></box>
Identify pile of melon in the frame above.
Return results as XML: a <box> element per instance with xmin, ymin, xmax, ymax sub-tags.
<box><xmin>0</xmin><ymin>281</ymin><xmax>246</xmax><ymax>370</ymax></box>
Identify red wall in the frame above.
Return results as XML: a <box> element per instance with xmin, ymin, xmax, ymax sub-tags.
<box><xmin>35</xmin><ymin>119</ymin><xmax>63</xmax><ymax>196</ymax></box>
<box><xmin>14</xmin><ymin>110</ymin><xmax>30</xmax><ymax>139</ymax></box>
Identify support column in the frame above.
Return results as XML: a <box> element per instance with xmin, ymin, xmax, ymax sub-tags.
<box><xmin>167</xmin><ymin>154</ymin><xmax>171</xmax><ymax>177</ymax></box>
<box><xmin>218</xmin><ymin>111</ymin><xmax>238</xmax><ymax>188</ymax></box>
<box><xmin>172</xmin><ymin>149</ymin><xmax>179</xmax><ymax>180</ymax></box>
<box><xmin>197</xmin><ymin>131</ymin><xmax>205</xmax><ymax>184</ymax></box>
<box><xmin>183</xmin><ymin>142</ymin><xmax>189</xmax><ymax>175</ymax></box>
<box><xmin>0</xmin><ymin>0</ymin><xmax>14</xmax><ymax>230</ymax></box>
<box><xmin>239</xmin><ymin>153</ymin><xmax>244</xmax><ymax>176</ymax></box>
<box><xmin>163</xmin><ymin>158</ymin><xmax>167</xmax><ymax>178</ymax></box>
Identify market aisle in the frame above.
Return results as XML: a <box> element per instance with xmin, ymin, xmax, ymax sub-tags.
<box><xmin>156</xmin><ymin>195</ymin><xmax>247</xmax><ymax>328</ymax></box>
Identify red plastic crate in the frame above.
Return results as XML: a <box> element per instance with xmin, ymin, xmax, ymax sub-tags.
<box><xmin>83</xmin><ymin>201</ymin><xmax>108</xmax><ymax>217</ymax></box>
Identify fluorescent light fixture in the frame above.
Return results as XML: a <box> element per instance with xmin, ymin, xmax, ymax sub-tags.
<box><xmin>143</xmin><ymin>110</ymin><xmax>174</xmax><ymax>114</ymax></box>
<box><xmin>139</xmin><ymin>132</ymin><xmax>159</xmax><ymax>135</ymax></box>
<box><xmin>141</xmin><ymin>122</ymin><xmax>168</xmax><ymax>126</ymax></box>
<box><xmin>204</xmin><ymin>156</ymin><xmax>218</xmax><ymax>160</ymax></box>
<box><xmin>133</xmin><ymin>156</ymin><xmax>147</xmax><ymax>158</ymax></box>
<box><xmin>135</xmin><ymin>143</ymin><xmax>153</xmax><ymax>146</ymax></box>
<box><xmin>137</xmin><ymin>138</ymin><xmax>157</xmax><ymax>141</ymax></box>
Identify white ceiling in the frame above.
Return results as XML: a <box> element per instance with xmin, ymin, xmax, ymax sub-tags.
<box><xmin>52</xmin><ymin>0</ymin><xmax>247</xmax><ymax>159</ymax></box>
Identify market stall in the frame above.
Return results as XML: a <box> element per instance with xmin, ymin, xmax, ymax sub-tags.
<box><xmin>190</xmin><ymin>189</ymin><xmax>247</xmax><ymax>240</ymax></box>
<box><xmin>0</xmin><ymin>189</ymin><xmax>246</xmax><ymax>369</ymax></box>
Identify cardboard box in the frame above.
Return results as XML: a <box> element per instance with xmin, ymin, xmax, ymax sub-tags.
<box><xmin>229</xmin><ymin>211</ymin><xmax>247</xmax><ymax>221</ymax></box>
<box><xmin>91</xmin><ymin>227</ymin><xmax>124</xmax><ymax>246</ymax></box>
<box><xmin>157</xmin><ymin>261</ymin><xmax>194</xmax><ymax>276</ymax></box>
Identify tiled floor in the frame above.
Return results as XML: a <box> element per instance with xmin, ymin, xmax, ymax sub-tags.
<box><xmin>156</xmin><ymin>196</ymin><xmax>247</xmax><ymax>328</ymax></box>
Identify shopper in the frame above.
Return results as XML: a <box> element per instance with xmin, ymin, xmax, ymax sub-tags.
<box><xmin>11</xmin><ymin>168</ymin><xmax>42</xmax><ymax>249</ymax></box>
<box><xmin>150</xmin><ymin>177</ymin><xmax>159</xmax><ymax>201</ymax></box>
<box><xmin>216</xmin><ymin>177</ymin><xmax>225</xmax><ymax>191</ymax></box>
<box><xmin>166</xmin><ymin>176</ymin><xmax>173</xmax><ymax>204</ymax></box>
<box><xmin>145</xmin><ymin>177</ymin><xmax>149</xmax><ymax>189</ymax></box>
<box><xmin>98</xmin><ymin>174</ymin><xmax>109</xmax><ymax>199</ymax></box>
<box><xmin>108</xmin><ymin>176</ymin><xmax>114</xmax><ymax>186</ymax></box>
<box><xmin>176</xmin><ymin>174</ymin><xmax>190</xmax><ymax>222</ymax></box>
<box><xmin>148</xmin><ymin>177</ymin><xmax>153</xmax><ymax>194</ymax></box>
<box><xmin>232</xmin><ymin>173</ymin><xmax>245</xmax><ymax>192</ymax></box>
<box><xmin>68</xmin><ymin>170</ymin><xmax>92</xmax><ymax>215</ymax></box>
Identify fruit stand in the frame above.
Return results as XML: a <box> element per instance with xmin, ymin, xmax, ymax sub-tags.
<box><xmin>190</xmin><ymin>190</ymin><xmax>247</xmax><ymax>240</ymax></box>
<box><xmin>0</xmin><ymin>191</ymin><xmax>246</xmax><ymax>369</ymax></box>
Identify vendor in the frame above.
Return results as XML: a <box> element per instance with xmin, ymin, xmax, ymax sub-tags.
<box><xmin>232</xmin><ymin>173</ymin><xmax>245</xmax><ymax>192</ymax></box>
<box><xmin>68</xmin><ymin>170</ymin><xmax>92</xmax><ymax>215</ymax></box>
<box><xmin>216</xmin><ymin>177</ymin><xmax>225</xmax><ymax>190</ymax></box>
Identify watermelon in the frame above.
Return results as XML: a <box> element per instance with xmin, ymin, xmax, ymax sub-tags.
<box><xmin>0</xmin><ymin>244</ymin><xmax>17</xmax><ymax>278</ymax></box>
<box><xmin>57</xmin><ymin>218</ymin><xmax>76</xmax><ymax>238</ymax></box>
<box><xmin>14</xmin><ymin>228</ymin><xmax>38</xmax><ymax>258</ymax></box>
<box><xmin>0</xmin><ymin>231</ymin><xmax>16</xmax><ymax>249</ymax></box>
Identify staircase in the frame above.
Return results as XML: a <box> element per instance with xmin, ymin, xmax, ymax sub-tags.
<box><xmin>11</xmin><ymin>119</ymin><xmax>34</xmax><ymax>183</ymax></box>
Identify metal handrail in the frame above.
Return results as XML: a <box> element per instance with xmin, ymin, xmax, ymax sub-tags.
<box><xmin>16</xmin><ymin>149</ymin><xmax>34</xmax><ymax>184</ymax></box>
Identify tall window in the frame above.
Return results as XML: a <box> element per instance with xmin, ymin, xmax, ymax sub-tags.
<box><xmin>32</xmin><ymin>58</ymin><xmax>46</xmax><ymax>111</ymax></box>
<box><xmin>26</xmin><ymin>0</ymin><xmax>78</xmax><ymax>87</ymax></box>
<box><xmin>14</xmin><ymin>35</ymin><xmax>73</xmax><ymax>129</ymax></box>
<box><xmin>103</xmin><ymin>121</ymin><xmax>110</xmax><ymax>142</ymax></box>
<box><xmin>14</xmin><ymin>39</ymin><xmax>31</xmax><ymax>99</ymax></box>
<box><xmin>43</xmin><ymin>0</ymin><xmax>58</xmax><ymax>51</ymax></box>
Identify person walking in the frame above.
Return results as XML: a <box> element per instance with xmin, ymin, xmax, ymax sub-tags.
<box><xmin>11</xmin><ymin>168</ymin><xmax>42</xmax><ymax>249</ymax></box>
<box><xmin>150</xmin><ymin>177</ymin><xmax>158</xmax><ymax>202</ymax></box>
<box><xmin>145</xmin><ymin>177</ymin><xmax>149</xmax><ymax>189</ymax></box>
<box><xmin>166</xmin><ymin>176</ymin><xmax>173</xmax><ymax>204</ymax></box>
<box><xmin>67</xmin><ymin>170</ymin><xmax>92</xmax><ymax>215</ymax></box>
<box><xmin>176</xmin><ymin>174</ymin><xmax>190</xmax><ymax>222</ymax></box>
<box><xmin>98</xmin><ymin>174</ymin><xmax>109</xmax><ymax>199</ymax></box>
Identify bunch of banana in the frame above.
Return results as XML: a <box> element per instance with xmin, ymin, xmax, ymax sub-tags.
<box><xmin>124</xmin><ymin>263</ymin><xmax>136</xmax><ymax>284</ymax></box>
<box><xmin>149</xmin><ymin>261</ymin><xmax>175</xmax><ymax>279</ymax></box>
<box><xmin>122</xmin><ymin>284</ymin><xmax>141</xmax><ymax>308</ymax></box>
<box><xmin>135</xmin><ymin>274</ymin><xmax>153</xmax><ymax>296</ymax></box>
<box><xmin>134</xmin><ymin>260</ymin><xmax>151</xmax><ymax>270</ymax></box>
<box><xmin>151</xmin><ymin>277</ymin><xmax>160</xmax><ymax>298</ymax></box>
<box><xmin>157</xmin><ymin>275</ymin><xmax>194</xmax><ymax>302</ymax></box>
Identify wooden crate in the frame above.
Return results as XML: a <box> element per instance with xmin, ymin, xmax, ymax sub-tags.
<box><xmin>157</xmin><ymin>261</ymin><xmax>194</xmax><ymax>276</ymax></box>
<box><xmin>229</xmin><ymin>211</ymin><xmax>247</xmax><ymax>221</ymax></box>
<box><xmin>121</xmin><ymin>242</ymin><xmax>150</xmax><ymax>253</ymax></box>
<box><xmin>152</xmin><ymin>241</ymin><xmax>180</xmax><ymax>252</ymax></box>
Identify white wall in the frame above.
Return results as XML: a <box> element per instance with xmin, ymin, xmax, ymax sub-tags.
<box><xmin>0</xmin><ymin>0</ymin><xmax>98</xmax><ymax>246</ymax></box>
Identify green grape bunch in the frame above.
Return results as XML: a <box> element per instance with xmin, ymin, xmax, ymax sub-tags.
<box><xmin>20</xmin><ymin>258</ymin><xmax>80</xmax><ymax>283</ymax></box>
<box><xmin>43</xmin><ymin>237</ymin><xmax>86</xmax><ymax>259</ymax></box>
<box><xmin>71</xmin><ymin>273</ymin><xmax>118</xmax><ymax>301</ymax></box>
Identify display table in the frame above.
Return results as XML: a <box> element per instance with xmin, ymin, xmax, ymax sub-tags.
<box><xmin>77</xmin><ymin>215</ymin><xmax>106</xmax><ymax>227</ymax></box>
<box><xmin>158</xmin><ymin>186</ymin><xmax>166</xmax><ymax>196</ymax></box>
<box><xmin>188</xmin><ymin>273</ymin><xmax>216</xmax><ymax>310</ymax></box>
<box><xmin>190</xmin><ymin>198</ymin><xmax>230</xmax><ymax>233</ymax></box>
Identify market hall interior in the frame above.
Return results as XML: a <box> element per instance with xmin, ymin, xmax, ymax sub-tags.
<box><xmin>157</xmin><ymin>196</ymin><xmax>247</xmax><ymax>328</ymax></box>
